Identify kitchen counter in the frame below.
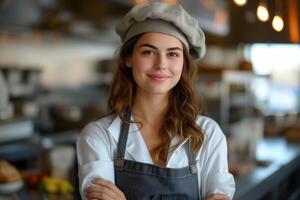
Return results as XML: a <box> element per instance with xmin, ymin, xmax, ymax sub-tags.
<box><xmin>0</xmin><ymin>131</ymin><xmax>80</xmax><ymax>200</ymax></box>
<box><xmin>234</xmin><ymin>137</ymin><xmax>300</xmax><ymax>200</ymax></box>
<box><xmin>0</xmin><ymin>188</ymin><xmax>80</xmax><ymax>200</ymax></box>
<box><xmin>1</xmin><ymin>137</ymin><xmax>299</xmax><ymax>200</ymax></box>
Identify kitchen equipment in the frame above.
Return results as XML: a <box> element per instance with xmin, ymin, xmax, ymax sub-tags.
<box><xmin>1</xmin><ymin>67</ymin><xmax>42</xmax><ymax>119</ymax></box>
<box><xmin>0</xmin><ymin>67</ymin><xmax>42</xmax><ymax>98</ymax></box>
<box><xmin>0</xmin><ymin>181</ymin><xmax>23</xmax><ymax>194</ymax></box>
<box><xmin>49</xmin><ymin>103</ymin><xmax>104</xmax><ymax>132</ymax></box>
<box><xmin>0</xmin><ymin>118</ymin><xmax>34</xmax><ymax>143</ymax></box>
<box><xmin>49</xmin><ymin>145</ymin><xmax>75</xmax><ymax>180</ymax></box>
<box><xmin>95</xmin><ymin>58</ymin><xmax>117</xmax><ymax>85</ymax></box>
<box><xmin>0</xmin><ymin>70</ymin><xmax>13</xmax><ymax>120</ymax></box>
<box><xmin>0</xmin><ymin>160</ymin><xmax>23</xmax><ymax>195</ymax></box>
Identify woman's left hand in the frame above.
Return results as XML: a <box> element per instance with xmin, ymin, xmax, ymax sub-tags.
<box><xmin>85</xmin><ymin>178</ymin><xmax>127</xmax><ymax>200</ymax></box>
<box><xmin>204</xmin><ymin>194</ymin><xmax>230</xmax><ymax>200</ymax></box>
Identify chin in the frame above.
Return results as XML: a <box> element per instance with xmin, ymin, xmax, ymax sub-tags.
<box><xmin>139</xmin><ymin>84</ymin><xmax>176</xmax><ymax>95</ymax></box>
<box><xmin>148</xmin><ymin>88</ymin><xmax>171</xmax><ymax>95</ymax></box>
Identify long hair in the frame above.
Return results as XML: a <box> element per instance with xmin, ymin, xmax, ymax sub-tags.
<box><xmin>108</xmin><ymin>34</ymin><xmax>205</xmax><ymax>163</ymax></box>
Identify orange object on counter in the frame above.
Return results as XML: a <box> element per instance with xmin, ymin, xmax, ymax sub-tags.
<box><xmin>23</xmin><ymin>171</ymin><xmax>49</xmax><ymax>188</ymax></box>
<box><xmin>0</xmin><ymin>160</ymin><xmax>22</xmax><ymax>183</ymax></box>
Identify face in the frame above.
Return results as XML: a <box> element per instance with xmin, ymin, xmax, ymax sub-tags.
<box><xmin>126</xmin><ymin>32</ymin><xmax>184</xmax><ymax>96</ymax></box>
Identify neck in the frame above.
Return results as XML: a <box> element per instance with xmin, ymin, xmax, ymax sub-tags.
<box><xmin>132</xmin><ymin>91</ymin><xmax>169</xmax><ymax>125</ymax></box>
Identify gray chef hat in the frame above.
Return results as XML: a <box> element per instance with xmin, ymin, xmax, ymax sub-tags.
<box><xmin>116</xmin><ymin>2</ymin><xmax>206</xmax><ymax>60</ymax></box>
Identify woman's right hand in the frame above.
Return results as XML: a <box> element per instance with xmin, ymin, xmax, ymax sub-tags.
<box><xmin>85</xmin><ymin>178</ymin><xmax>126</xmax><ymax>200</ymax></box>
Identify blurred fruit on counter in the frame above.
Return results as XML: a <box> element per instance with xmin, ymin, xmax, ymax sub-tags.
<box><xmin>23</xmin><ymin>171</ymin><xmax>49</xmax><ymax>188</ymax></box>
<box><xmin>40</xmin><ymin>176</ymin><xmax>74</xmax><ymax>194</ymax></box>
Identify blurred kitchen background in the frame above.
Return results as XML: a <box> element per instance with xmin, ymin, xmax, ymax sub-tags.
<box><xmin>0</xmin><ymin>0</ymin><xmax>300</xmax><ymax>199</ymax></box>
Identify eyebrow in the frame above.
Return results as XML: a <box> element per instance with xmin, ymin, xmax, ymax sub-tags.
<box><xmin>138</xmin><ymin>43</ymin><xmax>183</xmax><ymax>51</ymax></box>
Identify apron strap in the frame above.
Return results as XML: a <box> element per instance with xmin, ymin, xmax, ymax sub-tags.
<box><xmin>184</xmin><ymin>139</ymin><xmax>198</xmax><ymax>174</ymax></box>
<box><xmin>116</xmin><ymin>110</ymin><xmax>131</xmax><ymax>160</ymax></box>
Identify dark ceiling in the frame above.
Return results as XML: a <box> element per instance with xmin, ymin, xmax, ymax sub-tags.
<box><xmin>0</xmin><ymin>0</ymin><xmax>131</xmax><ymax>31</ymax></box>
<box><xmin>0</xmin><ymin>0</ymin><xmax>299</xmax><ymax>44</ymax></box>
<box><xmin>230</xmin><ymin>0</ymin><xmax>291</xmax><ymax>43</ymax></box>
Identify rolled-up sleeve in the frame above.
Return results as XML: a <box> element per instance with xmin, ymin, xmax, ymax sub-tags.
<box><xmin>76</xmin><ymin>123</ymin><xmax>115</xmax><ymax>200</ymax></box>
<box><xmin>199</xmin><ymin>119</ymin><xmax>235</xmax><ymax>199</ymax></box>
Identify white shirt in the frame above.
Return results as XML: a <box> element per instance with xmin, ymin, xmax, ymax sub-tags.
<box><xmin>77</xmin><ymin>114</ymin><xmax>235</xmax><ymax>199</ymax></box>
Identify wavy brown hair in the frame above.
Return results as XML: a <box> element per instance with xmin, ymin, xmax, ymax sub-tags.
<box><xmin>108</xmin><ymin>34</ymin><xmax>205</xmax><ymax>163</ymax></box>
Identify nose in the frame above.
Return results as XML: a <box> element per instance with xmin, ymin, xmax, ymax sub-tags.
<box><xmin>154</xmin><ymin>53</ymin><xmax>167</xmax><ymax>70</ymax></box>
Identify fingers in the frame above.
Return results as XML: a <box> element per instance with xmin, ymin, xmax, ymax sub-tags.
<box><xmin>86</xmin><ymin>191</ymin><xmax>114</xmax><ymax>200</ymax></box>
<box><xmin>92</xmin><ymin>178</ymin><xmax>125</xmax><ymax>198</ymax></box>
<box><xmin>86</xmin><ymin>185</ymin><xmax>116</xmax><ymax>200</ymax></box>
<box><xmin>85</xmin><ymin>178</ymin><xmax>126</xmax><ymax>200</ymax></box>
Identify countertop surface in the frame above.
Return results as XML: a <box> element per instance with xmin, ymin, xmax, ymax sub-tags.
<box><xmin>234</xmin><ymin>137</ymin><xmax>300</xmax><ymax>200</ymax></box>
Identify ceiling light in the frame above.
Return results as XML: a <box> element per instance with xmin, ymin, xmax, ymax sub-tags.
<box><xmin>272</xmin><ymin>15</ymin><xmax>284</xmax><ymax>32</ymax></box>
<box><xmin>257</xmin><ymin>2</ymin><xmax>269</xmax><ymax>22</ymax></box>
<box><xmin>233</xmin><ymin>0</ymin><xmax>247</xmax><ymax>7</ymax></box>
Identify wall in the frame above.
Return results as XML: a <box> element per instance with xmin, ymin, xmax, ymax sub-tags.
<box><xmin>0</xmin><ymin>32</ymin><xmax>118</xmax><ymax>88</ymax></box>
<box><xmin>0</xmin><ymin>32</ymin><xmax>243</xmax><ymax>88</ymax></box>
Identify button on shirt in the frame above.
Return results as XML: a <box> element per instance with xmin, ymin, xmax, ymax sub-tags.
<box><xmin>76</xmin><ymin>114</ymin><xmax>235</xmax><ymax>200</ymax></box>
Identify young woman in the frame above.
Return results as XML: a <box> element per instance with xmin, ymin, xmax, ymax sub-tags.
<box><xmin>77</xmin><ymin>2</ymin><xmax>235</xmax><ymax>200</ymax></box>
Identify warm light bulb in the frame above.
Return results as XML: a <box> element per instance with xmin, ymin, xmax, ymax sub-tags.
<box><xmin>234</xmin><ymin>0</ymin><xmax>247</xmax><ymax>7</ymax></box>
<box><xmin>272</xmin><ymin>15</ymin><xmax>284</xmax><ymax>32</ymax></box>
<box><xmin>257</xmin><ymin>3</ymin><xmax>269</xmax><ymax>22</ymax></box>
<box><xmin>132</xmin><ymin>0</ymin><xmax>148</xmax><ymax>4</ymax></box>
<box><xmin>163</xmin><ymin>0</ymin><xmax>177</xmax><ymax>4</ymax></box>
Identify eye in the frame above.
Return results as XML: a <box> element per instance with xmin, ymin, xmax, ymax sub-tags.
<box><xmin>141</xmin><ymin>50</ymin><xmax>155</xmax><ymax>56</ymax></box>
<box><xmin>168</xmin><ymin>52</ymin><xmax>180</xmax><ymax>57</ymax></box>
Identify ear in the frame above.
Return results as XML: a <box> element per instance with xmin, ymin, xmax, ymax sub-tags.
<box><xmin>125</xmin><ymin>57</ymin><xmax>132</xmax><ymax>68</ymax></box>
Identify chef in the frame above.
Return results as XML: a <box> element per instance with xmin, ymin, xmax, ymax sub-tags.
<box><xmin>77</xmin><ymin>2</ymin><xmax>235</xmax><ymax>200</ymax></box>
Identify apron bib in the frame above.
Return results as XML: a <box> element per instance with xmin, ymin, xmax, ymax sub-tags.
<box><xmin>114</xmin><ymin>111</ymin><xmax>200</xmax><ymax>200</ymax></box>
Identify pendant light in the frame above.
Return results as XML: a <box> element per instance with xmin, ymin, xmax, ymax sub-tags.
<box><xmin>272</xmin><ymin>15</ymin><xmax>284</xmax><ymax>32</ymax></box>
<box><xmin>132</xmin><ymin>0</ymin><xmax>148</xmax><ymax>4</ymax></box>
<box><xmin>257</xmin><ymin>1</ymin><xmax>269</xmax><ymax>22</ymax></box>
<box><xmin>272</xmin><ymin>0</ymin><xmax>284</xmax><ymax>32</ymax></box>
<box><xmin>163</xmin><ymin>0</ymin><xmax>177</xmax><ymax>4</ymax></box>
<box><xmin>233</xmin><ymin>0</ymin><xmax>247</xmax><ymax>7</ymax></box>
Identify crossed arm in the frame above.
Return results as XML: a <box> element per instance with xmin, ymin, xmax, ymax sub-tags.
<box><xmin>85</xmin><ymin>178</ymin><xmax>230</xmax><ymax>200</ymax></box>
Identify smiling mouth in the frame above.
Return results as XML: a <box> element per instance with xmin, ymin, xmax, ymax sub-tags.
<box><xmin>148</xmin><ymin>74</ymin><xmax>169</xmax><ymax>81</ymax></box>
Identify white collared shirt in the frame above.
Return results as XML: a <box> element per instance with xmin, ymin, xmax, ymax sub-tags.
<box><xmin>77</xmin><ymin>114</ymin><xmax>235</xmax><ymax>199</ymax></box>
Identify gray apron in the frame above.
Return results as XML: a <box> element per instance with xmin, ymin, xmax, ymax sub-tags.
<box><xmin>114</xmin><ymin>111</ymin><xmax>200</xmax><ymax>200</ymax></box>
